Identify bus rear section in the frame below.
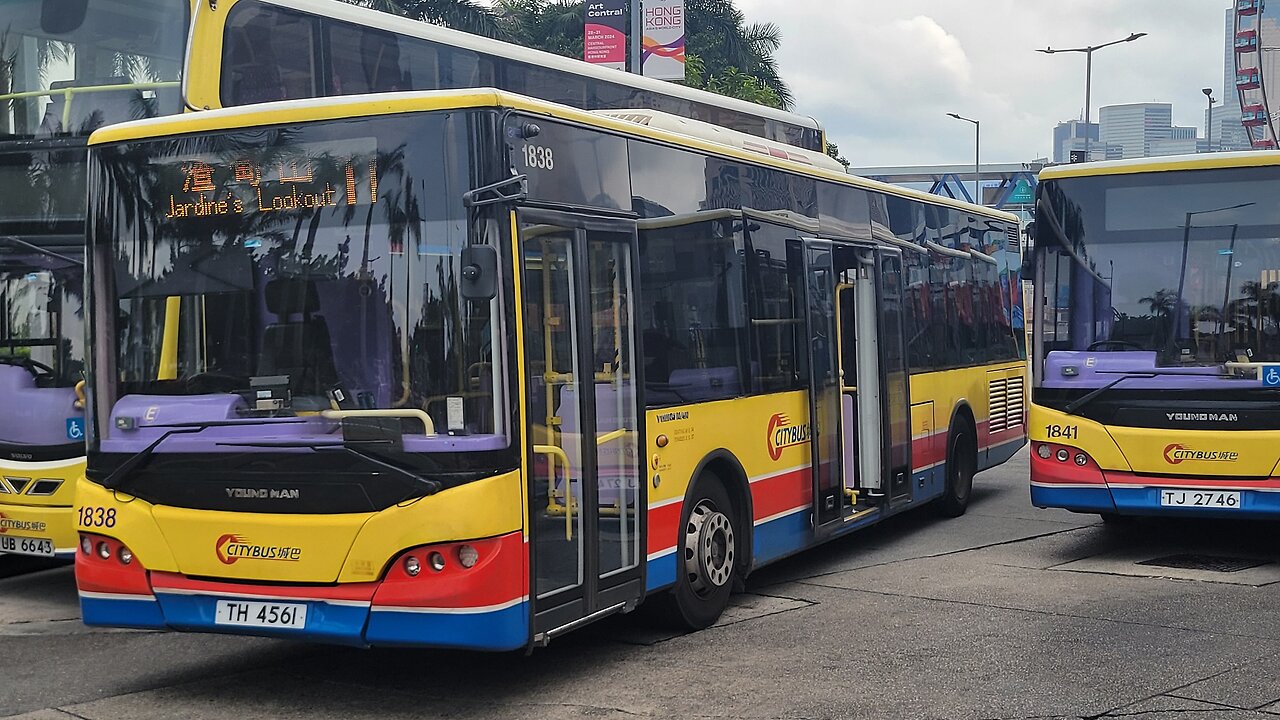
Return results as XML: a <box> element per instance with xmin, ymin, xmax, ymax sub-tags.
<box><xmin>0</xmin><ymin>0</ymin><xmax>188</xmax><ymax>561</ymax></box>
<box><xmin>1029</xmin><ymin>153</ymin><xmax>1280</xmax><ymax>518</ymax></box>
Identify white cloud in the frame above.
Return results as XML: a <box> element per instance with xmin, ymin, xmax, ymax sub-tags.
<box><xmin>733</xmin><ymin>0</ymin><xmax>1228</xmax><ymax>166</ymax></box>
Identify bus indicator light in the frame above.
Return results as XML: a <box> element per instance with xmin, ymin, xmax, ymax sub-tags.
<box><xmin>404</xmin><ymin>556</ymin><xmax>421</xmax><ymax>577</ymax></box>
<box><xmin>458</xmin><ymin>545</ymin><xmax>479</xmax><ymax>568</ymax></box>
<box><xmin>429</xmin><ymin>552</ymin><xmax>446</xmax><ymax>572</ymax></box>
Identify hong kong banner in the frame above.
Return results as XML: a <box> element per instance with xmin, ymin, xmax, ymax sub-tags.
<box><xmin>584</xmin><ymin>0</ymin><xmax>627</xmax><ymax>70</ymax></box>
<box><xmin>642</xmin><ymin>0</ymin><xmax>685</xmax><ymax>80</ymax></box>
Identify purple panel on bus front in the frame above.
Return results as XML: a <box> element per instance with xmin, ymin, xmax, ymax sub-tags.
<box><xmin>101</xmin><ymin>394</ymin><xmax>506</xmax><ymax>454</ymax></box>
<box><xmin>1041</xmin><ymin>351</ymin><xmax>1259</xmax><ymax>390</ymax></box>
<box><xmin>0</xmin><ymin>365</ymin><xmax>80</xmax><ymax>446</ymax></box>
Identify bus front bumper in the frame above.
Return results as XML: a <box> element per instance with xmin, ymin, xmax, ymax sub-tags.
<box><xmin>77</xmin><ymin>530</ymin><xmax>530</xmax><ymax>651</ymax></box>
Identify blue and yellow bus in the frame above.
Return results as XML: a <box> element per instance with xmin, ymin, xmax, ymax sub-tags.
<box><xmin>76</xmin><ymin>89</ymin><xmax>1025</xmax><ymax>648</ymax></box>
<box><xmin>1030</xmin><ymin>151</ymin><xmax>1280</xmax><ymax>519</ymax></box>
<box><xmin>0</xmin><ymin>0</ymin><xmax>189</xmax><ymax>561</ymax></box>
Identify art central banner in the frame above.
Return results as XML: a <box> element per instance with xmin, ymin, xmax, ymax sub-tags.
<box><xmin>584</xmin><ymin>0</ymin><xmax>627</xmax><ymax>71</ymax></box>
<box><xmin>642</xmin><ymin>0</ymin><xmax>686</xmax><ymax>81</ymax></box>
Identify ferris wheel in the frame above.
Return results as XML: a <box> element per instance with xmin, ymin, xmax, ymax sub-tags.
<box><xmin>1235</xmin><ymin>0</ymin><xmax>1278</xmax><ymax>149</ymax></box>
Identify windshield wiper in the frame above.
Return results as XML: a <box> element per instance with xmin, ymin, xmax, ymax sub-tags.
<box><xmin>0</xmin><ymin>235</ymin><xmax>83</xmax><ymax>267</ymax></box>
<box><xmin>216</xmin><ymin>439</ymin><xmax>443</xmax><ymax>497</ymax></box>
<box><xmin>97</xmin><ymin>418</ymin><xmax>309</xmax><ymax>492</ymax></box>
<box><xmin>1062</xmin><ymin>373</ymin><xmax>1156</xmax><ymax>416</ymax></box>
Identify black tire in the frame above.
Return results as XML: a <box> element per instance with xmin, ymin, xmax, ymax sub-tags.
<box><xmin>935</xmin><ymin>420</ymin><xmax>976</xmax><ymax>518</ymax></box>
<box><xmin>668</xmin><ymin>476</ymin><xmax>739</xmax><ymax>630</ymax></box>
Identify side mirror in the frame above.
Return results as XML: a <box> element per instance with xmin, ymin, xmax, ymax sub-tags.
<box><xmin>42</xmin><ymin>0</ymin><xmax>89</xmax><ymax>34</ymax></box>
<box><xmin>460</xmin><ymin>245</ymin><xmax>498</xmax><ymax>300</ymax></box>
<box><xmin>1023</xmin><ymin>221</ymin><xmax>1037</xmax><ymax>252</ymax></box>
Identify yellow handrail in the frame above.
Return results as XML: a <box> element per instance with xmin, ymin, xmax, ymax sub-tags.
<box><xmin>0</xmin><ymin>81</ymin><xmax>180</xmax><ymax>129</ymax></box>
<box><xmin>320</xmin><ymin>408</ymin><xmax>437</xmax><ymax>435</ymax></box>
<box><xmin>534</xmin><ymin>444</ymin><xmax>574</xmax><ymax>540</ymax></box>
<box><xmin>157</xmin><ymin>295</ymin><xmax>181</xmax><ymax>381</ymax></box>
<box><xmin>596</xmin><ymin>427</ymin><xmax>627</xmax><ymax>446</ymax></box>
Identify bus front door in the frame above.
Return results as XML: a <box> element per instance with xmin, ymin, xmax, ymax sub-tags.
<box><xmin>518</xmin><ymin>209</ymin><xmax>645</xmax><ymax>644</ymax></box>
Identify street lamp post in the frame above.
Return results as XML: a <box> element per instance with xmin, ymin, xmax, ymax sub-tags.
<box><xmin>1203</xmin><ymin>88</ymin><xmax>1216</xmax><ymax>153</ymax></box>
<box><xmin>1037</xmin><ymin>32</ymin><xmax>1148</xmax><ymax>160</ymax></box>
<box><xmin>947</xmin><ymin>113</ymin><xmax>980</xmax><ymax>204</ymax></box>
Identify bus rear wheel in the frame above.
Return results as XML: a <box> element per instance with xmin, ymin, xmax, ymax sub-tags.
<box><xmin>935</xmin><ymin>422</ymin><xmax>976</xmax><ymax>518</ymax></box>
<box><xmin>669</xmin><ymin>478</ymin><xmax>738</xmax><ymax>630</ymax></box>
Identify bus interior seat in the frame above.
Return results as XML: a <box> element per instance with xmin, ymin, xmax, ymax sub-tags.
<box><xmin>554</xmin><ymin>383</ymin><xmax>634</xmax><ymax>506</ymax></box>
<box><xmin>259</xmin><ymin>278</ymin><xmax>340</xmax><ymax>405</ymax></box>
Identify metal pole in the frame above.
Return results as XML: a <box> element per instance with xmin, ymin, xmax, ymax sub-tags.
<box><xmin>630</xmin><ymin>0</ymin><xmax>642</xmax><ymax>75</ymax></box>
<box><xmin>1083</xmin><ymin>49</ymin><xmax>1093</xmax><ymax>159</ymax></box>
<box><xmin>1207</xmin><ymin>95</ymin><xmax>1214</xmax><ymax>152</ymax></box>
<box><xmin>974</xmin><ymin>121</ymin><xmax>981</xmax><ymax>205</ymax></box>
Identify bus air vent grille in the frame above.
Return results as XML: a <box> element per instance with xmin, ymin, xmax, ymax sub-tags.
<box><xmin>988</xmin><ymin>376</ymin><xmax>1025</xmax><ymax>433</ymax></box>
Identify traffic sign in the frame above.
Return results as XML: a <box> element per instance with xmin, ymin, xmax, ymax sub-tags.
<box><xmin>1008</xmin><ymin>179</ymin><xmax>1034</xmax><ymax>204</ymax></box>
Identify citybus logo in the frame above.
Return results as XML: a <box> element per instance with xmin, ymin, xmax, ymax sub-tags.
<box><xmin>215</xmin><ymin>534</ymin><xmax>303</xmax><ymax>565</ymax></box>
<box><xmin>1162</xmin><ymin>444</ymin><xmax>1240</xmax><ymax>465</ymax></box>
<box><xmin>766</xmin><ymin>413</ymin><xmax>810</xmax><ymax>461</ymax></box>
<box><xmin>0</xmin><ymin>512</ymin><xmax>45</xmax><ymax>534</ymax></box>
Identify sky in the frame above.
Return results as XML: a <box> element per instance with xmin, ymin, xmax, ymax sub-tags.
<box><xmin>730</xmin><ymin>0</ymin><xmax>1230</xmax><ymax>168</ymax></box>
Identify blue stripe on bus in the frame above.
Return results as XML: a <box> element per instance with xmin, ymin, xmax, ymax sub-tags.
<box><xmin>1030</xmin><ymin>484</ymin><xmax>1116</xmax><ymax>513</ymax></box>
<box><xmin>752</xmin><ymin>508</ymin><xmax>811</xmax><ymax>565</ymax></box>
<box><xmin>80</xmin><ymin>595</ymin><xmax>166</xmax><ymax>629</ymax></box>
<box><xmin>1110</xmin><ymin>486</ymin><xmax>1280</xmax><ymax>518</ymax></box>
<box><xmin>646</xmin><ymin>551</ymin><xmax>677</xmax><ymax>592</ymax></box>
<box><xmin>365</xmin><ymin>602</ymin><xmax>528</xmax><ymax>651</ymax></box>
<box><xmin>154</xmin><ymin>592</ymin><xmax>370</xmax><ymax>646</ymax></box>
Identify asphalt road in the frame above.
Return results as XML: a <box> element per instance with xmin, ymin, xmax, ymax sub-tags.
<box><xmin>5</xmin><ymin>449</ymin><xmax>1280</xmax><ymax>720</ymax></box>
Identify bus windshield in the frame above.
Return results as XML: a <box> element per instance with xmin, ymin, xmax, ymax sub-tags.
<box><xmin>88</xmin><ymin>111</ymin><xmax>506</xmax><ymax>454</ymax></box>
<box><xmin>1038</xmin><ymin>166</ymin><xmax>1280</xmax><ymax>369</ymax></box>
<box><xmin>0</xmin><ymin>238</ymin><xmax>83</xmax><ymax>385</ymax></box>
<box><xmin>0</xmin><ymin>0</ymin><xmax>186</xmax><ymax>139</ymax></box>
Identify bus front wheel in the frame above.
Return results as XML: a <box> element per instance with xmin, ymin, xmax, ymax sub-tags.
<box><xmin>935</xmin><ymin>422</ymin><xmax>976</xmax><ymax>518</ymax></box>
<box><xmin>669</xmin><ymin>477</ymin><xmax>738</xmax><ymax>630</ymax></box>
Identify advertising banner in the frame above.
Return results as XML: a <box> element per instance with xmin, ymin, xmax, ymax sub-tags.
<box><xmin>584</xmin><ymin>0</ymin><xmax>627</xmax><ymax>71</ymax></box>
<box><xmin>642</xmin><ymin>0</ymin><xmax>686</xmax><ymax>81</ymax></box>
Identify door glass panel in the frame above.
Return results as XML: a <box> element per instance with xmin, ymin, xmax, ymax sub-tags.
<box><xmin>523</xmin><ymin>223</ymin><xmax>584</xmax><ymax>598</ymax></box>
<box><xmin>588</xmin><ymin>235</ymin><xmax>640</xmax><ymax>578</ymax></box>
<box><xmin>805</xmin><ymin>243</ymin><xmax>843</xmax><ymax>525</ymax></box>
<box><xmin>879</xmin><ymin>253</ymin><xmax>912</xmax><ymax>498</ymax></box>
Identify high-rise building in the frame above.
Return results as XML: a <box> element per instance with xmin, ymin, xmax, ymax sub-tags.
<box><xmin>1051</xmin><ymin>120</ymin><xmax>1097</xmax><ymax>163</ymax></box>
<box><xmin>1099</xmin><ymin>103</ymin><xmax>1173</xmax><ymax>158</ymax></box>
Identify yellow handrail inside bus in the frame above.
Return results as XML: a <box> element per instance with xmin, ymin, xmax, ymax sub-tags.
<box><xmin>534</xmin><ymin>443</ymin><xmax>574</xmax><ymax>540</ymax></box>
<box><xmin>596</xmin><ymin>428</ymin><xmax>627</xmax><ymax>446</ymax></box>
<box><xmin>835</xmin><ymin>282</ymin><xmax>856</xmax><ymax>393</ymax></box>
<box><xmin>0</xmin><ymin>81</ymin><xmax>180</xmax><ymax>130</ymax></box>
<box><xmin>157</xmin><ymin>295</ymin><xmax>181</xmax><ymax>381</ymax></box>
<box><xmin>320</xmin><ymin>408</ymin><xmax>437</xmax><ymax>435</ymax></box>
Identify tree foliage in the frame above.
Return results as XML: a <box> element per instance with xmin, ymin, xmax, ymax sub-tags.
<box><xmin>347</xmin><ymin>0</ymin><xmax>793</xmax><ymax>110</ymax></box>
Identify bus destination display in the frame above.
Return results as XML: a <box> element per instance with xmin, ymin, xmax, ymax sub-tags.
<box><xmin>163</xmin><ymin>139</ymin><xmax>379</xmax><ymax>220</ymax></box>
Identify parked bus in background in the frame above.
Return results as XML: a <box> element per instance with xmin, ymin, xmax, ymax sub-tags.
<box><xmin>181</xmin><ymin>0</ymin><xmax>825</xmax><ymax>151</ymax></box>
<box><xmin>1029</xmin><ymin>152</ymin><xmax>1280</xmax><ymax>519</ymax></box>
<box><xmin>0</xmin><ymin>0</ymin><xmax>189</xmax><ymax>561</ymax></box>
<box><xmin>76</xmin><ymin>89</ymin><xmax>1025</xmax><ymax>648</ymax></box>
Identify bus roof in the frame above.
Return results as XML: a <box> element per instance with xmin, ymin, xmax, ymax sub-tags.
<box><xmin>88</xmin><ymin>88</ymin><xmax>1017</xmax><ymax>224</ymax></box>
<box><xmin>1039</xmin><ymin>150</ymin><xmax>1280</xmax><ymax>181</ymax></box>
<box><xmin>206</xmin><ymin>0</ymin><xmax>822</xmax><ymax>138</ymax></box>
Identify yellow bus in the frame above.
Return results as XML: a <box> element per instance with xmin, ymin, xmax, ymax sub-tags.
<box><xmin>0</xmin><ymin>0</ymin><xmax>190</xmax><ymax>561</ymax></box>
<box><xmin>76</xmin><ymin>89</ymin><xmax>1025</xmax><ymax>647</ymax></box>
<box><xmin>180</xmin><ymin>0</ymin><xmax>825</xmax><ymax>151</ymax></box>
<box><xmin>1030</xmin><ymin>151</ymin><xmax>1280</xmax><ymax>519</ymax></box>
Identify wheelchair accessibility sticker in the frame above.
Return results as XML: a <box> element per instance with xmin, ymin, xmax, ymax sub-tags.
<box><xmin>1264</xmin><ymin>366</ymin><xmax>1280</xmax><ymax>388</ymax></box>
<box><xmin>66</xmin><ymin>418</ymin><xmax>84</xmax><ymax>441</ymax></box>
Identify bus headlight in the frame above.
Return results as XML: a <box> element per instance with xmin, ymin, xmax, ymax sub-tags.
<box><xmin>1056</xmin><ymin>448</ymin><xmax>1070</xmax><ymax>462</ymax></box>
<box><xmin>403</xmin><ymin>556</ymin><xmax>421</xmax><ymax>577</ymax></box>
<box><xmin>428</xmin><ymin>552</ymin><xmax>446</xmax><ymax>572</ymax></box>
<box><xmin>1074</xmin><ymin>453</ymin><xmax>1088</xmax><ymax>466</ymax></box>
<box><xmin>457</xmin><ymin>545</ymin><xmax>479</xmax><ymax>568</ymax></box>
<box><xmin>118</xmin><ymin>547</ymin><xmax>133</xmax><ymax>565</ymax></box>
<box><xmin>97</xmin><ymin>541</ymin><xmax>111</xmax><ymax>560</ymax></box>
<box><xmin>80</xmin><ymin>536</ymin><xmax>93</xmax><ymax>556</ymax></box>
<box><xmin>1036</xmin><ymin>444</ymin><xmax>1052</xmax><ymax>459</ymax></box>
